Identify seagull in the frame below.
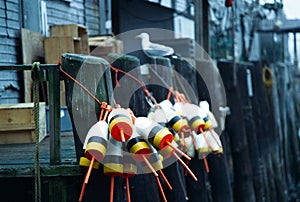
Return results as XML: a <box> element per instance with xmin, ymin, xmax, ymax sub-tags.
<box><xmin>136</xmin><ymin>33</ymin><xmax>174</xmax><ymax>57</ymax></box>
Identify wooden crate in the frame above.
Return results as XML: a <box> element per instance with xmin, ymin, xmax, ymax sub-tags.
<box><xmin>44</xmin><ymin>24</ymin><xmax>90</xmax><ymax>106</ymax></box>
<box><xmin>49</xmin><ymin>24</ymin><xmax>89</xmax><ymax>54</ymax></box>
<box><xmin>0</xmin><ymin>103</ymin><xmax>46</xmax><ymax>144</ymax></box>
<box><xmin>44</xmin><ymin>37</ymin><xmax>83</xmax><ymax>63</ymax></box>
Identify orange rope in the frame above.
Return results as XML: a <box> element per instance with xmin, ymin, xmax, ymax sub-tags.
<box><xmin>166</xmin><ymin>87</ymin><xmax>173</xmax><ymax>100</ymax></box>
<box><xmin>115</xmin><ymin>69</ymin><xmax>120</xmax><ymax>87</ymax></box>
<box><xmin>59</xmin><ymin>65</ymin><xmax>102</xmax><ymax>105</ymax></box>
<box><xmin>110</xmin><ymin>65</ymin><xmax>159</xmax><ymax>106</ymax></box>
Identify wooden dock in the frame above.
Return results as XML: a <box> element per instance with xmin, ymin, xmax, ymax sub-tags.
<box><xmin>0</xmin><ymin>132</ymin><xmax>84</xmax><ymax>201</ymax></box>
<box><xmin>0</xmin><ymin>132</ymin><xmax>80</xmax><ymax>177</ymax></box>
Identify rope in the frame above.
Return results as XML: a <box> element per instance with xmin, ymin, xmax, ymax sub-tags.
<box><xmin>59</xmin><ymin>64</ymin><xmax>103</xmax><ymax>106</ymax></box>
<box><xmin>32</xmin><ymin>62</ymin><xmax>41</xmax><ymax>202</ymax></box>
<box><xmin>109</xmin><ymin>65</ymin><xmax>159</xmax><ymax>106</ymax></box>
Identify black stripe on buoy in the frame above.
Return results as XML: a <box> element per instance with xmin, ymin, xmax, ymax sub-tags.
<box><xmin>148</xmin><ymin>125</ymin><xmax>163</xmax><ymax>143</ymax></box>
<box><xmin>88</xmin><ymin>136</ymin><xmax>107</xmax><ymax>147</ymax></box>
<box><xmin>109</xmin><ymin>114</ymin><xmax>129</xmax><ymax>124</ymax></box>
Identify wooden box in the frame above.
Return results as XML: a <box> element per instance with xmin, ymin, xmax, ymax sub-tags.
<box><xmin>0</xmin><ymin>103</ymin><xmax>47</xmax><ymax>144</ymax></box>
<box><xmin>44</xmin><ymin>37</ymin><xmax>83</xmax><ymax>63</ymax></box>
<box><xmin>49</xmin><ymin>24</ymin><xmax>89</xmax><ymax>54</ymax></box>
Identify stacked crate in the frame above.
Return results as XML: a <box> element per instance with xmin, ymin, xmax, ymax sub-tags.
<box><xmin>44</xmin><ymin>24</ymin><xmax>89</xmax><ymax>63</ymax></box>
<box><xmin>0</xmin><ymin>103</ymin><xmax>46</xmax><ymax>144</ymax></box>
<box><xmin>44</xmin><ymin>24</ymin><xmax>89</xmax><ymax>105</ymax></box>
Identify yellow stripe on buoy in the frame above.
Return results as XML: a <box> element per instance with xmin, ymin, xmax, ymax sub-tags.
<box><xmin>79</xmin><ymin>157</ymin><xmax>100</xmax><ymax>169</ymax></box>
<box><xmin>191</xmin><ymin>119</ymin><xmax>205</xmax><ymax>132</ymax></box>
<box><xmin>153</xmin><ymin>128</ymin><xmax>171</xmax><ymax>149</ymax></box>
<box><xmin>197</xmin><ymin>148</ymin><xmax>211</xmax><ymax>154</ymax></box>
<box><xmin>85</xmin><ymin>142</ymin><xmax>107</xmax><ymax>161</ymax></box>
<box><xmin>172</xmin><ymin>119</ymin><xmax>188</xmax><ymax>132</ymax></box>
<box><xmin>203</xmin><ymin>120</ymin><xmax>212</xmax><ymax>130</ymax></box>
<box><xmin>104</xmin><ymin>163</ymin><xmax>123</xmax><ymax>174</ymax></box>
<box><xmin>130</xmin><ymin>141</ymin><xmax>150</xmax><ymax>154</ymax></box>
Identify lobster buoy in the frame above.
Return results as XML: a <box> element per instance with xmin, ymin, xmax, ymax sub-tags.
<box><xmin>206</xmin><ymin>130</ymin><xmax>223</xmax><ymax>155</ymax></box>
<box><xmin>79</xmin><ymin>121</ymin><xmax>108</xmax><ymax>202</ymax></box>
<box><xmin>84</xmin><ymin>121</ymin><xmax>108</xmax><ymax>162</ymax></box>
<box><xmin>159</xmin><ymin>100</ymin><xmax>188</xmax><ymax>133</ymax></box>
<box><xmin>103</xmin><ymin>138</ymin><xmax>123</xmax><ymax>176</ymax></box>
<box><xmin>192</xmin><ymin>131</ymin><xmax>211</xmax><ymax>155</ymax></box>
<box><xmin>199</xmin><ymin>101</ymin><xmax>218</xmax><ymax>129</ymax></box>
<box><xmin>126</xmin><ymin>129</ymin><xmax>152</xmax><ymax>161</ymax></box>
<box><xmin>108</xmin><ymin>108</ymin><xmax>133</xmax><ymax>142</ymax></box>
<box><xmin>103</xmin><ymin>138</ymin><xmax>124</xmax><ymax>202</ymax></box>
<box><xmin>135</xmin><ymin>117</ymin><xmax>173</xmax><ymax>150</ymax></box>
<box><xmin>182</xmin><ymin>103</ymin><xmax>211</xmax><ymax>133</ymax></box>
<box><xmin>148</xmin><ymin>108</ymin><xmax>167</xmax><ymax>126</ymax></box>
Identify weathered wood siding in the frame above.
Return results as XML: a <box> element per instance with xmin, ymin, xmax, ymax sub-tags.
<box><xmin>0</xmin><ymin>0</ymin><xmax>22</xmax><ymax>103</ymax></box>
<box><xmin>0</xmin><ymin>0</ymin><xmax>21</xmax><ymax>64</ymax></box>
<box><xmin>46</xmin><ymin>0</ymin><xmax>103</xmax><ymax>36</ymax></box>
<box><xmin>0</xmin><ymin>0</ymin><xmax>106</xmax><ymax>64</ymax></box>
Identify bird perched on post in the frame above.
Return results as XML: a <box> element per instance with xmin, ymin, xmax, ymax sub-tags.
<box><xmin>136</xmin><ymin>33</ymin><xmax>174</xmax><ymax>57</ymax></box>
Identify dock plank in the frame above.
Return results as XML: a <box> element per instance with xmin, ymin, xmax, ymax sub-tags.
<box><xmin>0</xmin><ymin>131</ymin><xmax>81</xmax><ymax>177</ymax></box>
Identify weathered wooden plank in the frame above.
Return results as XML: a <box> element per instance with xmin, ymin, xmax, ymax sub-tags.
<box><xmin>0</xmin><ymin>131</ymin><xmax>77</xmax><ymax>167</ymax></box>
<box><xmin>0</xmin><ymin>164</ymin><xmax>83</xmax><ymax>178</ymax></box>
<box><xmin>21</xmin><ymin>28</ymin><xmax>44</xmax><ymax>102</ymax></box>
<box><xmin>108</xmin><ymin>53</ymin><xmax>148</xmax><ymax>116</ymax></box>
<box><xmin>0</xmin><ymin>37</ymin><xmax>19</xmax><ymax>46</ymax></box>
<box><xmin>7</xmin><ymin>19</ymin><xmax>20</xmax><ymax>30</ymax></box>
<box><xmin>0</xmin><ymin>44</ymin><xmax>17</xmax><ymax>53</ymax></box>
<box><xmin>5</xmin><ymin>10</ymin><xmax>19</xmax><ymax>21</ymax></box>
<box><xmin>0</xmin><ymin>54</ymin><xmax>18</xmax><ymax>64</ymax></box>
<box><xmin>5</xmin><ymin>1</ymin><xmax>19</xmax><ymax>12</ymax></box>
<box><xmin>217</xmin><ymin>60</ymin><xmax>256</xmax><ymax>202</ymax></box>
<box><xmin>236</xmin><ymin>63</ymin><xmax>266</xmax><ymax>202</ymax></box>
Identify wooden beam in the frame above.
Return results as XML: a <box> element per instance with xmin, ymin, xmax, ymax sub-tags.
<box><xmin>49</xmin><ymin>67</ymin><xmax>61</xmax><ymax>165</ymax></box>
<box><xmin>194</xmin><ymin>0</ymin><xmax>210</xmax><ymax>54</ymax></box>
<box><xmin>0</xmin><ymin>164</ymin><xmax>83</xmax><ymax>178</ymax></box>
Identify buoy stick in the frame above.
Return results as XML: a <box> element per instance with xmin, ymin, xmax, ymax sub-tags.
<box><xmin>167</xmin><ymin>141</ymin><xmax>191</xmax><ymax>161</ymax></box>
<box><xmin>173</xmin><ymin>152</ymin><xmax>198</xmax><ymax>181</ymax></box>
<box><xmin>126</xmin><ymin>177</ymin><xmax>131</xmax><ymax>202</ymax></box>
<box><xmin>200</xmin><ymin>128</ymin><xmax>213</xmax><ymax>151</ymax></box>
<box><xmin>120</xmin><ymin>129</ymin><xmax>125</xmax><ymax>142</ymax></box>
<box><xmin>142</xmin><ymin>155</ymin><xmax>158</xmax><ymax>177</ymax></box>
<box><xmin>209</xmin><ymin>128</ymin><xmax>222</xmax><ymax>148</ymax></box>
<box><xmin>79</xmin><ymin>156</ymin><xmax>95</xmax><ymax>201</ymax></box>
<box><xmin>142</xmin><ymin>155</ymin><xmax>167</xmax><ymax>201</ymax></box>
<box><xmin>155</xmin><ymin>176</ymin><xmax>168</xmax><ymax>202</ymax></box>
<box><xmin>110</xmin><ymin>176</ymin><xmax>115</xmax><ymax>202</ymax></box>
<box><xmin>158</xmin><ymin>170</ymin><xmax>172</xmax><ymax>190</ymax></box>
<box><xmin>180</xmin><ymin>132</ymin><xmax>185</xmax><ymax>147</ymax></box>
<box><xmin>78</xmin><ymin>183</ymin><xmax>86</xmax><ymax>202</ymax></box>
<box><xmin>99</xmin><ymin>109</ymin><xmax>104</xmax><ymax>120</ymax></box>
<box><xmin>190</xmin><ymin>133</ymin><xmax>197</xmax><ymax>150</ymax></box>
<box><xmin>103</xmin><ymin>110</ymin><xmax>109</xmax><ymax>121</ymax></box>
<box><xmin>203</xmin><ymin>156</ymin><xmax>210</xmax><ymax>173</ymax></box>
